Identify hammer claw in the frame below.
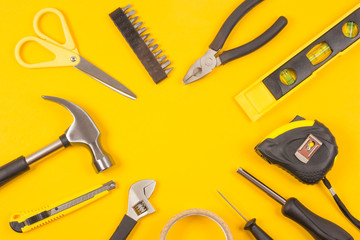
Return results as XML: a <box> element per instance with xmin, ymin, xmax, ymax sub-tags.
<box><xmin>0</xmin><ymin>96</ymin><xmax>113</xmax><ymax>188</ymax></box>
<box><xmin>43</xmin><ymin>96</ymin><xmax>113</xmax><ymax>173</ymax></box>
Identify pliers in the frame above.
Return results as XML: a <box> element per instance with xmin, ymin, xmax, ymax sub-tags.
<box><xmin>183</xmin><ymin>0</ymin><xmax>288</xmax><ymax>85</ymax></box>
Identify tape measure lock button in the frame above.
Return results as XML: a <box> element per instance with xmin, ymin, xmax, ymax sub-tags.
<box><xmin>295</xmin><ymin>134</ymin><xmax>323</xmax><ymax>164</ymax></box>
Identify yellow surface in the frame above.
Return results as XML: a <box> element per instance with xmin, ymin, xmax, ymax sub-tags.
<box><xmin>1</xmin><ymin>0</ymin><xmax>360</xmax><ymax>239</ymax></box>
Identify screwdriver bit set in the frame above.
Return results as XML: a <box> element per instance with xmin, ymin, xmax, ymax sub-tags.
<box><xmin>110</xmin><ymin>5</ymin><xmax>173</xmax><ymax>84</ymax></box>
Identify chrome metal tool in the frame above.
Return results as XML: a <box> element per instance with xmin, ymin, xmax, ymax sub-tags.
<box><xmin>0</xmin><ymin>96</ymin><xmax>113</xmax><ymax>187</ymax></box>
<box><xmin>10</xmin><ymin>181</ymin><xmax>116</xmax><ymax>233</ymax></box>
<box><xmin>110</xmin><ymin>5</ymin><xmax>173</xmax><ymax>84</ymax></box>
<box><xmin>183</xmin><ymin>0</ymin><xmax>287</xmax><ymax>84</ymax></box>
<box><xmin>218</xmin><ymin>191</ymin><xmax>273</xmax><ymax>240</ymax></box>
<box><xmin>237</xmin><ymin>168</ymin><xmax>353</xmax><ymax>240</ymax></box>
<box><xmin>110</xmin><ymin>179</ymin><xmax>156</xmax><ymax>240</ymax></box>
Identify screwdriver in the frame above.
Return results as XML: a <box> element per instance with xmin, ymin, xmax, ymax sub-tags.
<box><xmin>217</xmin><ymin>191</ymin><xmax>273</xmax><ymax>240</ymax></box>
<box><xmin>237</xmin><ymin>168</ymin><xmax>353</xmax><ymax>240</ymax></box>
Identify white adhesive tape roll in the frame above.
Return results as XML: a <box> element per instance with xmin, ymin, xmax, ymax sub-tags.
<box><xmin>159</xmin><ymin>209</ymin><xmax>233</xmax><ymax>240</ymax></box>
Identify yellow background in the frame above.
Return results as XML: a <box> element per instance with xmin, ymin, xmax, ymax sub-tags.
<box><xmin>1</xmin><ymin>0</ymin><xmax>360</xmax><ymax>239</ymax></box>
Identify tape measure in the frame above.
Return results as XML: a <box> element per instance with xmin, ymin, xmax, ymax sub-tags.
<box><xmin>255</xmin><ymin>116</ymin><xmax>360</xmax><ymax>230</ymax></box>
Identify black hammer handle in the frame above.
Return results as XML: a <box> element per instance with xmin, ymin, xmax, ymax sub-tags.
<box><xmin>0</xmin><ymin>156</ymin><xmax>30</xmax><ymax>187</ymax></box>
<box><xmin>282</xmin><ymin>198</ymin><xmax>353</xmax><ymax>240</ymax></box>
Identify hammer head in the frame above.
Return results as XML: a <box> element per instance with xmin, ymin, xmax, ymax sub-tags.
<box><xmin>42</xmin><ymin>96</ymin><xmax>113</xmax><ymax>173</ymax></box>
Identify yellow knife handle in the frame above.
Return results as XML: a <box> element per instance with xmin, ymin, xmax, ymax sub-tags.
<box><xmin>10</xmin><ymin>182</ymin><xmax>114</xmax><ymax>233</ymax></box>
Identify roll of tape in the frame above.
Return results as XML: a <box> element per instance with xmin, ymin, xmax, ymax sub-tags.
<box><xmin>159</xmin><ymin>209</ymin><xmax>233</xmax><ymax>240</ymax></box>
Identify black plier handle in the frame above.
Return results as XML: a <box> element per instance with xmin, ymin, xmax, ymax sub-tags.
<box><xmin>183</xmin><ymin>0</ymin><xmax>288</xmax><ymax>84</ymax></box>
<box><xmin>211</xmin><ymin>0</ymin><xmax>287</xmax><ymax>65</ymax></box>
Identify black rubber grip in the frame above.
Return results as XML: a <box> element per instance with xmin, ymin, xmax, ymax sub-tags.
<box><xmin>110</xmin><ymin>214</ymin><xmax>137</xmax><ymax>240</ymax></box>
<box><xmin>282</xmin><ymin>198</ymin><xmax>353</xmax><ymax>240</ymax></box>
<box><xmin>219</xmin><ymin>16</ymin><xmax>288</xmax><ymax>65</ymax></box>
<box><xmin>0</xmin><ymin>156</ymin><xmax>30</xmax><ymax>187</ymax></box>
<box><xmin>210</xmin><ymin>0</ymin><xmax>263</xmax><ymax>51</ymax></box>
<box><xmin>255</xmin><ymin>118</ymin><xmax>337</xmax><ymax>184</ymax></box>
<box><xmin>244</xmin><ymin>219</ymin><xmax>273</xmax><ymax>240</ymax></box>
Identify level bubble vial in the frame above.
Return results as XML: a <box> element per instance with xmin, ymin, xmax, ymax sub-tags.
<box><xmin>306</xmin><ymin>42</ymin><xmax>332</xmax><ymax>65</ymax></box>
<box><xmin>280</xmin><ymin>68</ymin><xmax>296</xmax><ymax>85</ymax></box>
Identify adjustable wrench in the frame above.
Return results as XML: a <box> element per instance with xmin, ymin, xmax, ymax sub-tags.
<box><xmin>110</xmin><ymin>180</ymin><xmax>156</xmax><ymax>240</ymax></box>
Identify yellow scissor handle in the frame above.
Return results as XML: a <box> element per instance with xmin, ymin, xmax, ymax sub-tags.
<box><xmin>15</xmin><ymin>36</ymin><xmax>80</xmax><ymax>68</ymax></box>
<box><xmin>33</xmin><ymin>8</ymin><xmax>78</xmax><ymax>52</ymax></box>
<box><xmin>15</xmin><ymin>8</ymin><xmax>80</xmax><ymax>68</ymax></box>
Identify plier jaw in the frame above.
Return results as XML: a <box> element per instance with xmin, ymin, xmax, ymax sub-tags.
<box><xmin>183</xmin><ymin>49</ymin><xmax>220</xmax><ymax>85</ymax></box>
<box><xmin>182</xmin><ymin>0</ymin><xmax>288</xmax><ymax>85</ymax></box>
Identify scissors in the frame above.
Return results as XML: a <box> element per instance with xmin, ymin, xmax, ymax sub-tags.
<box><xmin>15</xmin><ymin>8</ymin><xmax>136</xmax><ymax>100</ymax></box>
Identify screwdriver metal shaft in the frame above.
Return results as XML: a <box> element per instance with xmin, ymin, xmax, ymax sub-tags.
<box><xmin>237</xmin><ymin>168</ymin><xmax>286</xmax><ymax>205</ymax></box>
<box><xmin>217</xmin><ymin>190</ymin><xmax>273</xmax><ymax>240</ymax></box>
<box><xmin>237</xmin><ymin>168</ymin><xmax>353</xmax><ymax>240</ymax></box>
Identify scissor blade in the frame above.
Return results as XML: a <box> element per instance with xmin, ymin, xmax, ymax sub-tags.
<box><xmin>74</xmin><ymin>57</ymin><xmax>136</xmax><ymax>100</ymax></box>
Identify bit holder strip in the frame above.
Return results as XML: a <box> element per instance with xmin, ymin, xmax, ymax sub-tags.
<box><xmin>110</xmin><ymin>5</ymin><xmax>173</xmax><ymax>84</ymax></box>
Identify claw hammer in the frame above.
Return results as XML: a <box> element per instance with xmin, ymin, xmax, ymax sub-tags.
<box><xmin>0</xmin><ymin>96</ymin><xmax>113</xmax><ymax>187</ymax></box>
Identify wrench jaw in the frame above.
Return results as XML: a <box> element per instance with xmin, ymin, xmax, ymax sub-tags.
<box><xmin>127</xmin><ymin>180</ymin><xmax>156</xmax><ymax>221</ymax></box>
